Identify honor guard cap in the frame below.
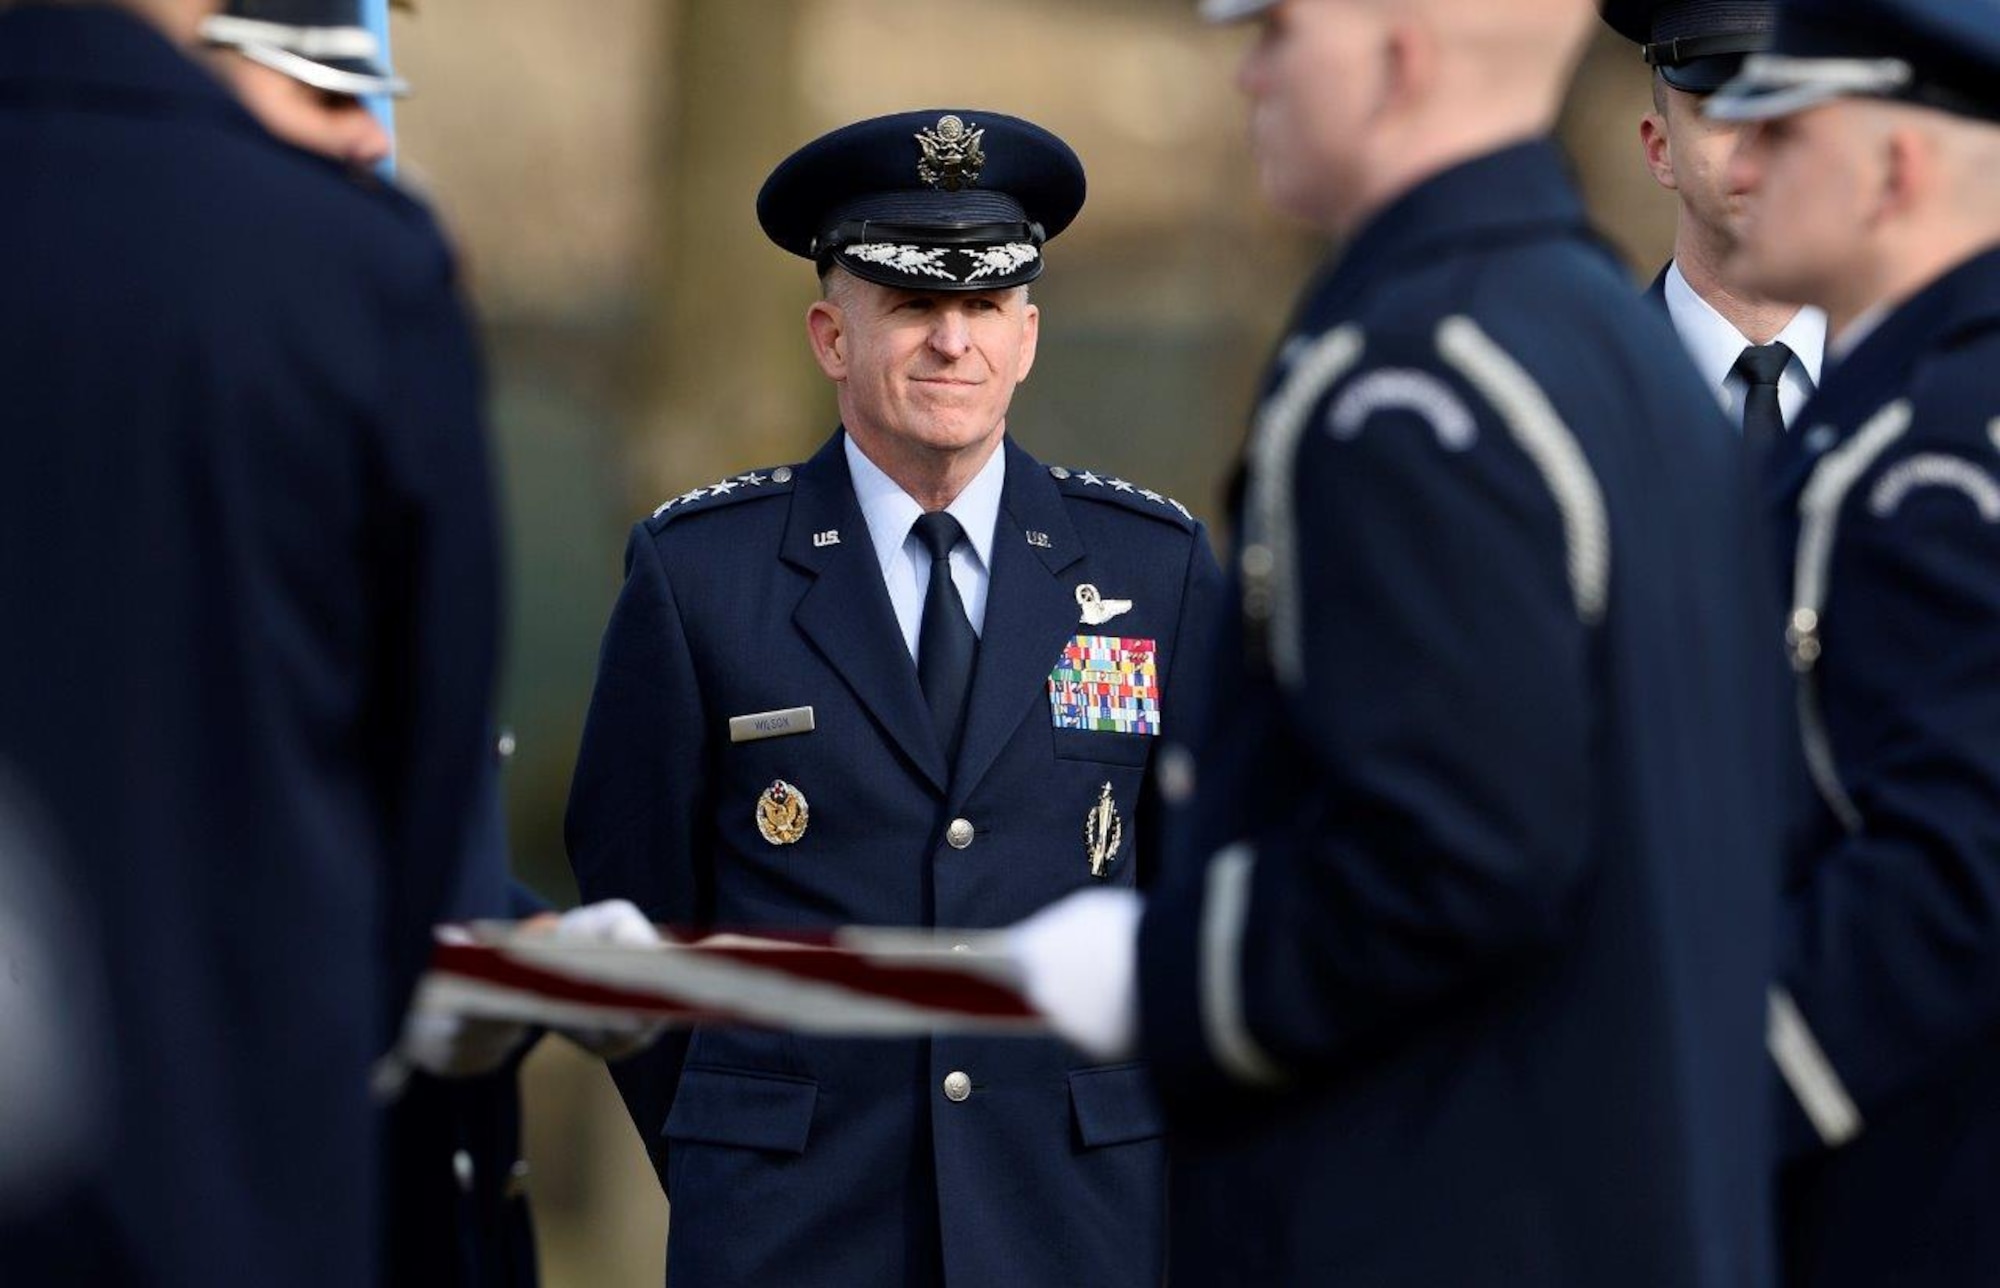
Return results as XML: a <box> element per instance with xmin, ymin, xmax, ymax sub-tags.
<box><xmin>202</xmin><ymin>0</ymin><xmax>408</xmax><ymax>99</ymax></box>
<box><xmin>1709</xmin><ymin>0</ymin><xmax>2000</xmax><ymax>123</ymax></box>
<box><xmin>1602</xmin><ymin>0</ymin><xmax>1779</xmax><ymax>94</ymax></box>
<box><xmin>757</xmin><ymin>110</ymin><xmax>1086</xmax><ymax>293</ymax></box>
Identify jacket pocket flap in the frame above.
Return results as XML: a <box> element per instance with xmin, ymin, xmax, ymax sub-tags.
<box><xmin>1068</xmin><ymin>1062</ymin><xmax>1165</xmax><ymax>1148</ymax></box>
<box><xmin>663</xmin><ymin>1067</ymin><xmax>818</xmax><ymax>1154</ymax></box>
<box><xmin>1052</xmin><ymin>727</ymin><xmax>1154</xmax><ymax>767</ymax></box>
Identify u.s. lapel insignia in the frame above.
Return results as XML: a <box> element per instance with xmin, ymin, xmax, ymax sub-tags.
<box><xmin>756</xmin><ymin>779</ymin><xmax>809</xmax><ymax>846</ymax></box>
<box><xmin>1075</xmin><ymin>584</ymin><xmax>1133</xmax><ymax>626</ymax></box>
<box><xmin>1084</xmin><ymin>782</ymin><xmax>1123</xmax><ymax>878</ymax></box>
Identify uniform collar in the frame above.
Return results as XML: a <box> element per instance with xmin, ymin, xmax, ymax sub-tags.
<box><xmin>843</xmin><ymin>430</ymin><xmax>1005</xmax><ymax>578</ymax></box>
<box><xmin>1822</xmin><ymin>245</ymin><xmax>2000</xmax><ymax>395</ymax></box>
<box><xmin>1664</xmin><ymin>260</ymin><xmax>1826</xmax><ymax>393</ymax></box>
<box><xmin>0</xmin><ymin>6</ymin><xmax>246</xmax><ymax>124</ymax></box>
<box><xmin>1330</xmin><ymin>138</ymin><xmax>1595</xmax><ymax>297</ymax></box>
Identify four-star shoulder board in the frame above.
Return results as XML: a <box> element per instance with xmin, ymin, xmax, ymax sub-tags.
<box><xmin>647</xmin><ymin>465</ymin><xmax>799</xmax><ymax>529</ymax></box>
<box><xmin>1047</xmin><ymin>465</ymin><xmax>1198</xmax><ymax>527</ymax></box>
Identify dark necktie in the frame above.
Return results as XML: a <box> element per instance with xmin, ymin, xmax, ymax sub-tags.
<box><xmin>912</xmin><ymin>511</ymin><xmax>977</xmax><ymax>761</ymax></box>
<box><xmin>1734</xmin><ymin>342</ymin><xmax>1792</xmax><ymax>447</ymax></box>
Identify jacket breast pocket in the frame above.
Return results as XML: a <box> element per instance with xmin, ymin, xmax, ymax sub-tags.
<box><xmin>1051</xmin><ymin>726</ymin><xmax>1154</xmax><ymax>767</ymax></box>
<box><xmin>663</xmin><ymin>1066</ymin><xmax>818</xmax><ymax>1155</ymax></box>
<box><xmin>1068</xmin><ymin>1062</ymin><xmax>1166</xmax><ymax>1148</ymax></box>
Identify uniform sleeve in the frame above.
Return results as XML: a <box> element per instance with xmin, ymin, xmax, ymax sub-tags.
<box><xmin>564</xmin><ymin>525</ymin><xmax>715</xmax><ymax>1190</ymax></box>
<box><xmin>370</xmin><ymin>239</ymin><xmax>502</xmax><ymax>1045</ymax></box>
<box><xmin>1774</xmin><ymin>449</ymin><xmax>2000</xmax><ymax>1158</ymax></box>
<box><xmin>1140</xmin><ymin>325</ymin><xmax>1597</xmax><ymax>1092</ymax></box>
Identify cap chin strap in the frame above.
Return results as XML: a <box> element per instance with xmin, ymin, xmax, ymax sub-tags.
<box><xmin>1709</xmin><ymin>54</ymin><xmax>1914</xmax><ymax>120</ymax></box>
<box><xmin>201</xmin><ymin>15</ymin><xmax>382</xmax><ymax>61</ymax></box>
<box><xmin>1644</xmin><ymin>32</ymin><xmax>1768</xmax><ymax>68</ymax></box>
<box><xmin>237</xmin><ymin>43</ymin><xmax>409</xmax><ymax>100</ymax></box>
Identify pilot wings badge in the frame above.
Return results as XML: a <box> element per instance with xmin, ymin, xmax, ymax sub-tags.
<box><xmin>916</xmin><ymin>115</ymin><xmax>985</xmax><ymax>191</ymax></box>
<box><xmin>1075</xmin><ymin>584</ymin><xmax>1133</xmax><ymax>626</ymax></box>
<box><xmin>1084</xmin><ymin>782</ymin><xmax>1123</xmax><ymax>879</ymax></box>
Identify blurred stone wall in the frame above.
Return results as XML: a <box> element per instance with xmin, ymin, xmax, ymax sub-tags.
<box><xmin>390</xmin><ymin>6</ymin><xmax>1674</xmax><ymax>1284</ymax></box>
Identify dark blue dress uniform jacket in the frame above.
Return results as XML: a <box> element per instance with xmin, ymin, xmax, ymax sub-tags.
<box><xmin>1136</xmin><ymin>141</ymin><xmax>1783</xmax><ymax>1287</ymax></box>
<box><xmin>1764</xmin><ymin>248</ymin><xmax>2000</xmax><ymax>1287</ymax></box>
<box><xmin>0</xmin><ymin>9</ymin><xmax>498</xmax><ymax>1286</ymax></box>
<box><xmin>567</xmin><ymin>431</ymin><xmax>1223</xmax><ymax>1287</ymax></box>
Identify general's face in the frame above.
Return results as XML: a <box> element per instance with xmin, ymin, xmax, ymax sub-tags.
<box><xmin>218</xmin><ymin>56</ymin><xmax>392</xmax><ymax>170</ymax></box>
<box><xmin>1652</xmin><ymin>84</ymin><xmax>1755</xmax><ymax>245</ymax></box>
<box><xmin>1727</xmin><ymin>103</ymin><xmax>1881</xmax><ymax>309</ymax></box>
<box><xmin>812</xmin><ymin>276</ymin><xmax>1040</xmax><ymax>459</ymax></box>
<box><xmin>1236</xmin><ymin>0</ymin><xmax>1389</xmax><ymax>229</ymax></box>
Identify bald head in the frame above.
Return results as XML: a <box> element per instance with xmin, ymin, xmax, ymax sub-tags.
<box><xmin>1232</xmin><ymin>0</ymin><xmax>1596</xmax><ymax>235</ymax></box>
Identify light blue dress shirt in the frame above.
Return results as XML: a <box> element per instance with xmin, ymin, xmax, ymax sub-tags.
<box><xmin>844</xmin><ymin>433</ymin><xmax>1005</xmax><ymax>658</ymax></box>
<box><xmin>1664</xmin><ymin>261</ymin><xmax>1827</xmax><ymax>432</ymax></box>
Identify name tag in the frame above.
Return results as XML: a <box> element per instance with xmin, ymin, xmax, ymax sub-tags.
<box><xmin>728</xmin><ymin>706</ymin><xmax>816</xmax><ymax>744</ymax></box>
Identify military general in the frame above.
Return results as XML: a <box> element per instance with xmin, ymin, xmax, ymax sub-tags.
<box><xmin>566</xmin><ymin>110</ymin><xmax>1224</xmax><ymax>1287</ymax></box>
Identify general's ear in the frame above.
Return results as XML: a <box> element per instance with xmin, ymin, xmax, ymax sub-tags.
<box><xmin>806</xmin><ymin>300</ymin><xmax>848</xmax><ymax>381</ymax></box>
<box><xmin>1016</xmin><ymin>300</ymin><xmax>1041</xmax><ymax>384</ymax></box>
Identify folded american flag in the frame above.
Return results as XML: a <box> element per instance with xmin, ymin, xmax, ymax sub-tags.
<box><xmin>419</xmin><ymin>923</ymin><xmax>1048</xmax><ymax>1036</ymax></box>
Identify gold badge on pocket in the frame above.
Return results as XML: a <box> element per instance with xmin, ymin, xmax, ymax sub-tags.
<box><xmin>756</xmin><ymin>779</ymin><xmax>809</xmax><ymax>846</ymax></box>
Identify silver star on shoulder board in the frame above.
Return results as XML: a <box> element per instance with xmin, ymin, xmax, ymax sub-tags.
<box><xmin>1077</xmin><ymin>471</ymin><xmax>1105</xmax><ymax>487</ymax></box>
<box><xmin>707</xmin><ymin>478</ymin><xmax>741</xmax><ymax>496</ymax></box>
<box><xmin>1108</xmin><ymin>478</ymin><xmax>1135</xmax><ymax>493</ymax></box>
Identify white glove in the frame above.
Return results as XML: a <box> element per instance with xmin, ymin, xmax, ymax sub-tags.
<box><xmin>396</xmin><ymin>899</ymin><xmax>668</xmax><ymax>1079</ymax></box>
<box><xmin>1007</xmin><ymin>888</ymin><xmax>1144</xmax><ymax>1062</ymax></box>
<box><xmin>395</xmin><ymin>960</ymin><xmax>533</xmax><ymax>1080</ymax></box>
<box><xmin>543</xmin><ymin>899</ymin><xmax>669</xmax><ymax>1062</ymax></box>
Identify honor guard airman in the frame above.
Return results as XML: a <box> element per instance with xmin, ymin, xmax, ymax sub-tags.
<box><xmin>1712</xmin><ymin>2</ymin><xmax>2000</xmax><ymax>1281</ymax></box>
<box><xmin>1018</xmin><ymin>1</ymin><xmax>1782</xmax><ymax>1283</ymax></box>
<box><xmin>0</xmin><ymin>1</ymin><xmax>500</xmax><ymax>1284</ymax></box>
<box><xmin>1603</xmin><ymin>0</ymin><xmax>1826</xmax><ymax>442</ymax></box>
<box><xmin>565</xmin><ymin>110</ymin><xmax>1224</xmax><ymax>1287</ymax></box>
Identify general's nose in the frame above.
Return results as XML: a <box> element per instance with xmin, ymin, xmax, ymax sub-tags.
<box><xmin>929</xmin><ymin>309</ymin><xmax>971</xmax><ymax>357</ymax></box>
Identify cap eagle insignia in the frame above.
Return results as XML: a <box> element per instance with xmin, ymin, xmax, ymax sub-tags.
<box><xmin>915</xmin><ymin>114</ymin><xmax>986</xmax><ymax>191</ymax></box>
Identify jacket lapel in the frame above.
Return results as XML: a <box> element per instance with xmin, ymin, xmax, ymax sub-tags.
<box><xmin>949</xmin><ymin>439</ymin><xmax>1085</xmax><ymax>807</ymax></box>
<box><xmin>784</xmin><ymin>436</ymin><xmax>950</xmax><ymax>795</ymax></box>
